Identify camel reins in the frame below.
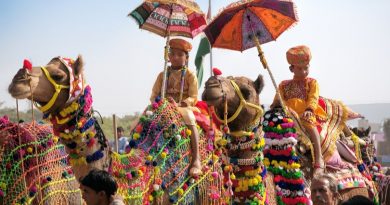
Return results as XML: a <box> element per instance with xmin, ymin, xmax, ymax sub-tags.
<box><xmin>33</xmin><ymin>66</ymin><xmax>70</xmax><ymax>112</ymax></box>
<box><xmin>213</xmin><ymin>80</ymin><xmax>264</xmax><ymax>129</ymax></box>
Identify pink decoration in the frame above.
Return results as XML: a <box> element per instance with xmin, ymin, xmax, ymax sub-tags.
<box><xmin>152</xmin><ymin>102</ymin><xmax>159</xmax><ymax>109</ymax></box>
<box><xmin>211</xmin><ymin>171</ymin><xmax>219</xmax><ymax>179</ymax></box>
<box><xmin>206</xmin><ymin>144</ymin><xmax>214</xmax><ymax>151</ymax></box>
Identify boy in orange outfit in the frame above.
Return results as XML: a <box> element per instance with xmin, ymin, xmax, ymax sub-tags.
<box><xmin>150</xmin><ymin>38</ymin><xmax>202</xmax><ymax>177</ymax></box>
<box><xmin>271</xmin><ymin>45</ymin><xmax>326</xmax><ymax>174</ymax></box>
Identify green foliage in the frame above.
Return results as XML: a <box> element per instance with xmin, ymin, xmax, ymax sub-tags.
<box><xmin>0</xmin><ymin>101</ymin><xmax>42</xmax><ymax>122</ymax></box>
<box><xmin>97</xmin><ymin>114</ymin><xmax>140</xmax><ymax>140</ymax></box>
<box><xmin>0</xmin><ymin>101</ymin><xmax>139</xmax><ymax>140</ymax></box>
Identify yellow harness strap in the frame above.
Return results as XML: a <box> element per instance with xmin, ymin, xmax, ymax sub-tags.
<box><xmin>214</xmin><ymin>80</ymin><xmax>264</xmax><ymax>125</ymax></box>
<box><xmin>34</xmin><ymin>67</ymin><xmax>69</xmax><ymax>112</ymax></box>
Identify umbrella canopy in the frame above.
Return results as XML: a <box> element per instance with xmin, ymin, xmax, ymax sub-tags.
<box><xmin>129</xmin><ymin>0</ymin><xmax>207</xmax><ymax>38</ymax></box>
<box><xmin>204</xmin><ymin>0</ymin><xmax>297</xmax><ymax>52</ymax></box>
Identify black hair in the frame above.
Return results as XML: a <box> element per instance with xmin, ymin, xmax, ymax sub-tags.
<box><xmin>80</xmin><ymin>169</ymin><xmax>117</xmax><ymax>199</ymax></box>
<box><xmin>117</xmin><ymin>126</ymin><xmax>124</xmax><ymax>132</ymax></box>
<box><xmin>340</xmin><ymin>195</ymin><xmax>374</xmax><ymax>205</ymax></box>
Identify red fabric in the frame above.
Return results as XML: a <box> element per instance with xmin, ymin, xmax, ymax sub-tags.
<box><xmin>195</xmin><ymin>101</ymin><xmax>221</xmax><ymax>130</ymax></box>
<box><xmin>23</xmin><ymin>59</ymin><xmax>32</xmax><ymax>71</ymax></box>
<box><xmin>212</xmin><ymin>67</ymin><xmax>222</xmax><ymax>76</ymax></box>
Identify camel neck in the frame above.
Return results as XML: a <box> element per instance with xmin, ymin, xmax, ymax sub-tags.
<box><xmin>47</xmin><ymin>85</ymin><xmax>110</xmax><ymax>177</ymax></box>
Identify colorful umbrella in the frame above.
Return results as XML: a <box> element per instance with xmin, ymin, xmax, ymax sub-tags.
<box><xmin>129</xmin><ymin>0</ymin><xmax>207</xmax><ymax>98</ymax></box>
<box><xmin>204</xmin><ymin>0</ymin><xmax>297</xmax><ymax>109</ymax></box>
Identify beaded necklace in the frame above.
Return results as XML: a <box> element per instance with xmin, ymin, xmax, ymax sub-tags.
<box><xmin>164</xmin><ymin>66</ymin><xmax>187</xmax><ymax>103</ymax></box>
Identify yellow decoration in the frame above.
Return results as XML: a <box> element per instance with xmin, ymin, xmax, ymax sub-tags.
<box><xmin>217</xmin><ymin>139</ymin><xmax>227</xmax><ymax>146</ymax></box>
<box><xmin>69</xmin><ymin>157</ymin><xmax>87</xmax><ymax>166</ymax></box>
<box><xmin>230</xmin><ymin>173</ymin><xmax>236</xmax><ymax>180</ymax></box>
<box><xmin>186</xmin><ymin>129</ymin><xmax>192</xmax><ymax>136</ymax></box>
<box><xmin>212</xmin><ymin>154</ymin><xmax>219</xmax><ymax>162</ymax></box>
<box><xmin>138</xmin><ymin>170</ymin><xmax>144</xmax><ymax>177</ymax></box>
<box><xmin>26</xmin><ymin>147</ymin><xmax>33</xmax><ymax>153</ymax></box>
<box><xmin>253</xmin><ymin>178</ymin><xmax>259</xmax><ymax>185</ymax></box>
<box><xmin>0</xmin><ymin>182</ymin><xmax>6</xmax><ymax>190</ymax></box>
<box><xmin>178</xmin><ymin>188</ymin><xmax>184</xmax><ymax>196</ymax></box>
<box><xmin>53</xmin><ymin>137</ymin><xmax>59</xmax><ymax>144</ymax></box>
<box><xmin>133</xmin><ymin>133</ymin><xmax>140</xmax><ymax>140</ymax></box>
<box><xmin>149</xmin><ymin>195</ymin><xmax>154</xmax><ymax>202</ymax></box>
<box><xmin>146</xmin><ymin>155</ymin><xmax>153</xmax><ymax>161</ymax></box>
<box><xmin>161</xmin><ymin>152</ymin><xmax>167</xmax><ymax>158</ymax></box>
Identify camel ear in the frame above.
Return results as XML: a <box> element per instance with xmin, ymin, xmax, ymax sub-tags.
<box><xmin>72</xmin><ymin>55</ymin><xmax>84</xmax><ymax>77</ymax></box>
<box><xmin>254</xmin><ymin>75</ymin><xmax>264</xmax><ymax>94</ymax></box>
<box><xmin>366</xmin><ymin>126</ymin><xmax>371</xmax><ymax>135</ymax></box>
<box><xmin>351</xmin><ymin>127</ymin><xmax>358</xmax><ymax>135</ymax></box>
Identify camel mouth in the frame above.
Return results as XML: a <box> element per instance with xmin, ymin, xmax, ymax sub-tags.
<box><xmin>9</xmin><ymin>89</ymin><xmax>32</xmax><ymax>99</ymax></box>
<box><xmin>202</xmin><ymin>91</ymin><xmax>224</xmax><ymax>106</ymax></box>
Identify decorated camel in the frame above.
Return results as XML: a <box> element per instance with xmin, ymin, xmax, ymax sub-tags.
<box><xmin>202</xmin><ymin>72</ymin><xmax>379</xmax><ymax>204</ymax></box>
<box><xmin>347</xmin><ymin>126</ymin><xmax>390</xmax><ymax>205</ymax></box>
<box><xmin>0</xmin><ymin>116</ymin><xmax>82</xmax><ymax>205</ymax></box>
<box><xmin>202</xmin><ymin>74</ymin><xmax>278</xmax><ymax>204</ymax></box>
<box><xmin>8</xmin><ymin>56</ymin><xmax>222</xmax><ymax>204</ymax></box>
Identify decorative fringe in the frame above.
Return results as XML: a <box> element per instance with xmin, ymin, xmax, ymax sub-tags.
<box><xmin>262</xmin><ymin>109</ymin><xmax>309</xmax><ymax>205</ymax></box>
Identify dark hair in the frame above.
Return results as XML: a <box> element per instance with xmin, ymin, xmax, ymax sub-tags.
<box><xmin>80</xmin><ymin>169</ymin><xmax>117</xmax><ymax>199</ymax></box>
<box><xmin>117</xmin><ymin>126</ymin><xmax>124</xmax><ymax>132</ymax></box>
<box><xmin>340</xmin><ymin>195</ymin><xmax>374</xmax><ymax>205</ymax></box>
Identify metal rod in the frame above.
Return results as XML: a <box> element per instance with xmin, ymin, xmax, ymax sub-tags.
<box><xmin>112</xmin><ymin>114</ymin><xmax>118</xmax><ymax>152</ymax></box>
<box><xmin>208</xmin><ymin>0</ymin><xmax>213</xmax><ymax>76</ymax></box>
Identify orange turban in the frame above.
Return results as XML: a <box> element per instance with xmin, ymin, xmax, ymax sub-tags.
<box><xmin>169</xmin><ymin>38</ymin><xmax>192</xmax><ymax>52</ymax></box>
<box><xmin>286</xmin><ymin>45</ymin><xmax>311</xmax><ymax>66</ymax></box>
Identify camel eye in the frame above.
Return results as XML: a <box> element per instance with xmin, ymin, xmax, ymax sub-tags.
<box><xmin>50</xmin><ymin>70</ymin><xmax>66</xmax><ymax>82</ymax></box>
<box><xmin>240</xmin><ymin>88</ymin><xmax>251</xmax><ymax>100</ymax></box>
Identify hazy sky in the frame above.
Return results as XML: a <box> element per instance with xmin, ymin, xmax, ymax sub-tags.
<box><xmin>1</xmin><ymin>0</ymin><xmax>389</xmax><ymax>116</ymax></box>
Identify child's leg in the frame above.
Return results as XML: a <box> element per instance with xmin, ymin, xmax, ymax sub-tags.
<box><xmin>187</xmin><ymin>124</ymin><xmax>202</xmax><ymax>176</ymax></box>
<box><xmin>177</xmin><ymin>107</ymin><xmax>202</xmax><ymax>176</ymax></box>
<box><xmin>302</xmin><ymin>122</ymin><xmax>324</xmax><ymax>174</ymax></box>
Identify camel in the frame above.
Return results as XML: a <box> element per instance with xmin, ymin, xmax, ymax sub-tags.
<box><xmin>348</xmin><ymin>126</ymin><xmax>390</xmax><ymax>205</ymax></box>
<box><xmin>202</xmin><ymin>73</ymin><xmax>380</xmax><ymax>204</ymax></box>
<box><xmin>202</xmin><ymin>74</ymin><xmax>277</xmax><ymax>204</ymax></box>
<box><xmin>8</xmin><ymin>56</ymin><xmax>221</xmax><ymax>204</ymax></box>
<box><xmin>0</xmin><ymin>115</ymin><xmax>82</xmax><ymax>205</ymax></box>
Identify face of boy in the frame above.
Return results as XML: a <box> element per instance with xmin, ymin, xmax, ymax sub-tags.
<box><xmin>169</xmin><ymin>48</ymin><xmax>187</xmax><ymax>67</ymax></box>
<box><xmin>291</xmin><ymin>65</ymin><xmax>310</xmax><ymax>79</ymax></box>
<box><xmin>80</xmin><ymin>185</ymin><xmax>107</xmax><ymax>205</ymax></box>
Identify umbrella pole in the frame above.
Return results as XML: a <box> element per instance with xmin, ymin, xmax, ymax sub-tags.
<box><xmin>161</xmin><ymin>34</ymin><xmax>170</xmax><ymax>99</ymax></box>
<box><xmin>252</xmin><ymin>35</ymin><xmax>288</xmax><ymax>113</ymax></box>
<box><xmin>161</xmin><ymin>6</ymin><xmax>173</xmax><ymax>99</ymax></box>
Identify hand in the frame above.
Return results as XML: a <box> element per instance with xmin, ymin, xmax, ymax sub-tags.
<box><xmin>303</xmin><ymin>110</ymin><xmax>313</xmax><ymax>119</ymax></box>
<box><xmin>180</xmin><ymin>101</ymin><xmax>188</xmax><ymax>107</ymax></box>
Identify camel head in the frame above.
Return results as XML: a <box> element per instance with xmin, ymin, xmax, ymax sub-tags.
<box><xmin>202</xmin><ymin>74</ymin><xmax>264</xmax><ymax>131</ymax></box>
<box><xmin>8</xmin><ymin>56</ymin><xmax>84</xmax><ymax>114</ymax></box>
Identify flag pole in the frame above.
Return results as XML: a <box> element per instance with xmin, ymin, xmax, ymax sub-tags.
<box><xmin>208</xmin><ymin>0</ymin><xmax>213</xmax><ymax>76</ymax></box>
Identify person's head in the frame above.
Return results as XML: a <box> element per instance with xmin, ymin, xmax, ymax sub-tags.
<box><xmin>80</xmin><ymin>169</ymin><xmax>118</xmax><ymax>205</ymax></box>
<box><xmin>311</xmin><ymin>173</ymin><xmax>340</xmax><ymax>205</ymax></box>
<box><xmin>168</xmin><ymin>38</ymin><xmax>192</xmax><ymax>68</ymax></box>
<box><xmin>286</xmin><ymin>45</ymin><xmax>311</xmax><ymax>79</ymax></box>
<box><xmin>117</xmin><ymin>126</ymin><xmax>124</xmax><ymax>137</ymax></box>
<box><xmin>340</xmin><ymin>195</ymin><xmax>374</xmax><ymax>205</ymax></box>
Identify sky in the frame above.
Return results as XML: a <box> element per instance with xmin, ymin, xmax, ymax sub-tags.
<box><xmin>0</xmin><ymin>0</ymin><xmax>390</xmax><ymax>116</ymax></box>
